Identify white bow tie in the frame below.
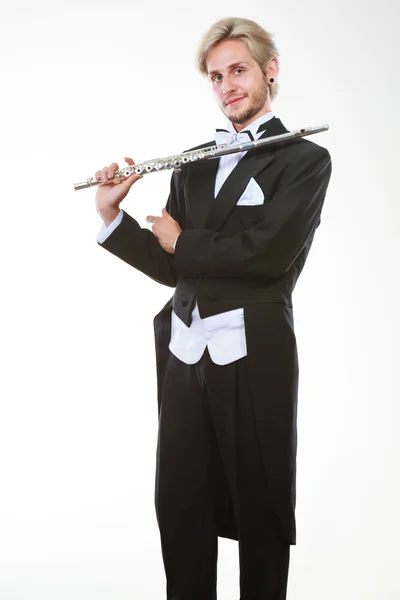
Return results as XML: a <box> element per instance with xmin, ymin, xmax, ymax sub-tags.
<box><xmin>214</xmin><ymin>129</ymin><xmax>254</xmax><ymax>146</ymax></box>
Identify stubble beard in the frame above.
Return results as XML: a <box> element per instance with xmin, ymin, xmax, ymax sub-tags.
<box><xmin>225</xmin><ymin>76</ymin><xmax>269</xmax><ymax>126</ymax></box>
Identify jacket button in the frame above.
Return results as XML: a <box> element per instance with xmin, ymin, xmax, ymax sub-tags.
<box><xmin>180</xmin><ymin>299</ymin><xmax>188</xmax><ymax>307</ymax></box>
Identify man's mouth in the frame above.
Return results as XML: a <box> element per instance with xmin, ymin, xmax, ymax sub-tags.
<box><xmin>227</xmin><ymin>97</ymin><xmax>245</xmax><ymax>106</ymax></box>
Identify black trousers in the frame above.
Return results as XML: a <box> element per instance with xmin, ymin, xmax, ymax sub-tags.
<box><xmin>154</xmin><ymin>347</ymin><xmax>290</xmax><ymax>600</ymax></box>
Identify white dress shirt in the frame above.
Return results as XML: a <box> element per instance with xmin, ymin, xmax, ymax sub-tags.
<box><xmin>97</xmin><ymin>110</ymin><xmax>275</xmax><ymax>366</ymax></box>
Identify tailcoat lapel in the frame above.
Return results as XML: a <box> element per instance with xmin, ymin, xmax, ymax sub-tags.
<box><xmin>186</xmin><ymin>117</ymin><xmax>289</xmax><ymax>232</ymax></box>
<box><xmin>205</xmin><ymin>117</ymin><xmax>289</xmax><ymax>231</ymax></box>
<box><xmin>187</xmin><ymin>152</ymin><xmax>220</xmax><ymax>228</ymax></box>
<box><xmin>205</xmin><ymin>151</ymin><xmax>275</xmax><ymax>231</ymax></box>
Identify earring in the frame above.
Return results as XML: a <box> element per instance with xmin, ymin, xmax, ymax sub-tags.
<box><xmin>269</xmin><ymin>77</ymin><xmax>274</xmax><ymax>83</ymax></box>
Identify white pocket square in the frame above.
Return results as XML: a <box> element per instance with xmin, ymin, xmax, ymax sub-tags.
<box><xmin>236</xmin><ymin>177</ymin><xmax>264</xmax><ymax>206</ymax></box>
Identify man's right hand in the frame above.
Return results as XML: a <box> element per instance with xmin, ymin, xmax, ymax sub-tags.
<box><xmin>95</xmin><ymin>157</ymin><xmax>143</xmax><ymax>225</ymax></box>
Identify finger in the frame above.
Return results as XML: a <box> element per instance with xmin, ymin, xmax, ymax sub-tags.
<box><xmin>161</xmin><ymin>207</ymin><xmax>173</xmax><ymax>220</ymax></box>
<box><xmin>120</xmin><ymin>157</ymin><xmax>139</xmax><ymax>182</ymax></box>
<box><xmin>101</xmin><ymin>166</ymin><xmax>109</xmax><ymax>183</ymax></box>
<box><xmin>118</xmin><ymin>171</ymin><xmax>143</xmax><ymax>191</ymax></box>
<box><xmin>95</xmin><ymin>169</ymin><xmax>101</xmax><ymax>181</ymax></box>
<box><xmin>146</xmin><ymin>215</ymin><xmax>161</xmax><ymax>224</ymax></box>
<box><xmin>107</xmin><ymin>162</ymin><xmax>119</xmax><ymax>180</ymax></box>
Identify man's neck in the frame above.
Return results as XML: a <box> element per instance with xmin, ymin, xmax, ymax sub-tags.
<box><xmin>232</xmin><ymin>106</ymin><xmax>272</xmax><ymax>132</ymax></box>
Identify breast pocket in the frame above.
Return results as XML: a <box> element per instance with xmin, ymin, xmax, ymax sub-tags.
<box><xmin>236</xmin><ymin>177</ymin><xmax>265</xmax><ymax>206</ymax></box>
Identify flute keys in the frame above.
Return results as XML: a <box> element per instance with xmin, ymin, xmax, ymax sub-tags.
<box><xmin>133</xmin><ymin>161</ymin><xmax>165</xmax><ymax>174</ymax></box>
<box><xmin>189</xmin><ymin>151</ymin><xmax>205</xmax><ymax>162</ymax></box>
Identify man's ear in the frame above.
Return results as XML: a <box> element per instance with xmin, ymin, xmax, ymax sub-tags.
<box><xmin>268</xmin><ymin>56</ymin><xmax>279</xmax><ymax>79</ymax></box>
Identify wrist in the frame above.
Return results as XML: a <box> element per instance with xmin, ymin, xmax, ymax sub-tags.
<box><xmin>98</xmin><ymin>206</ymin><xmax>120</xmax><ymax>226</ymax></box>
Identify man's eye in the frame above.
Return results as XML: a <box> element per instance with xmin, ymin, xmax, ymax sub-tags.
<box><xmin>213</xmin><ymin>69</ymin><xmax>243</xmax><ymax>83</ymax></box>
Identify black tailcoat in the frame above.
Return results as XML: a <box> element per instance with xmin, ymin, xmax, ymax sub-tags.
<box><xmin>99</xmin><ymin>117</ymin><xmax>332</xmax><ymax>545</ymax></box>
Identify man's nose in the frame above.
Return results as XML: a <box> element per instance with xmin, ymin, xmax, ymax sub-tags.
<box><xmin>222</xmin><ymin>76</ymin><xmax>236</xmax><ymax>95</ymax></box>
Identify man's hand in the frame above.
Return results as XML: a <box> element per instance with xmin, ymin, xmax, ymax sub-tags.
<box><xmin>146</xmin><ymin>208</ymin><xmax>182</xmax><ymax>254</ymax></box>
<box><xmin>95</xmin><ymin>157</ymin><xmax>143</xmax><ymax>225</ymax></box>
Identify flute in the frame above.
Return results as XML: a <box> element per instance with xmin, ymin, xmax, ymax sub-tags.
<box><xmin>73</xmin><ymin>124</ymin><xmax>329</xmax><ymax>191</ymax></box>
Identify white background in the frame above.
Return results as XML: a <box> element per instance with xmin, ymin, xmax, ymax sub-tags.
<box><xmin>1</xmin><ymin>0</ymin><xmax>399</xmax><ymax>598</ymax></box>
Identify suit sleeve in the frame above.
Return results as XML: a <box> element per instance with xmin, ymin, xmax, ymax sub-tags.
<box><xmin>97</xmin><ymin>171</ymin><xmax>183</xmax><ymax>288</ymax></box>
<box><xmin>174</xmin><ymin>148</ymin><xmax>332</xmax><ymax>280</ymax></box>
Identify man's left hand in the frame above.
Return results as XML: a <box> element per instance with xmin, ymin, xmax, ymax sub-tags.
<box><xmin>146</xmin><ymin>208</ymin><xmax>182</xmax><ymax>254</ymax></box>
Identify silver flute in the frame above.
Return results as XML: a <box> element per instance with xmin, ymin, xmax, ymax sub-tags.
<box><xmin>73</xmin><ymin>124</ymin><xmax>329</xmax><ymax>191</ymax></box>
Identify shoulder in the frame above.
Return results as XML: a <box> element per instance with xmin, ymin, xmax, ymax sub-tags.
<box><xmin>276</xmin><ymin>135</ymin><xmax>330</xmax><ymax>162</ymax></box>
<box><xmin>271</xmin><ymin>137</ymin><xmax>331</xmax><ymax>180</ymax></box>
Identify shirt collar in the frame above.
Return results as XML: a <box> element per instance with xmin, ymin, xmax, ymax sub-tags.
<box><xmin>222</xmin><ymin>110</ymin><xmax>275</xmax><ymax>139</ymax></box>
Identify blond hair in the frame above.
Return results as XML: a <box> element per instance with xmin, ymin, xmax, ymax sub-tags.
<box><xmin>196</xmin><ymin>17</ymin><xmax>280</xmax><ymax>101</ymax></box>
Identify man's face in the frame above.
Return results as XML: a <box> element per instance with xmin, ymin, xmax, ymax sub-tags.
<box><xmin>206</xmin><ymin>39</ymin><xmax>273</xmax><ymax>129</ymax></box>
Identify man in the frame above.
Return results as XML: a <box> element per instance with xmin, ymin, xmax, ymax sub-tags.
<box><xmin>94</xmin><ymin>17</ymin><xmax>332</xmax><ymax>600</ymax></box>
